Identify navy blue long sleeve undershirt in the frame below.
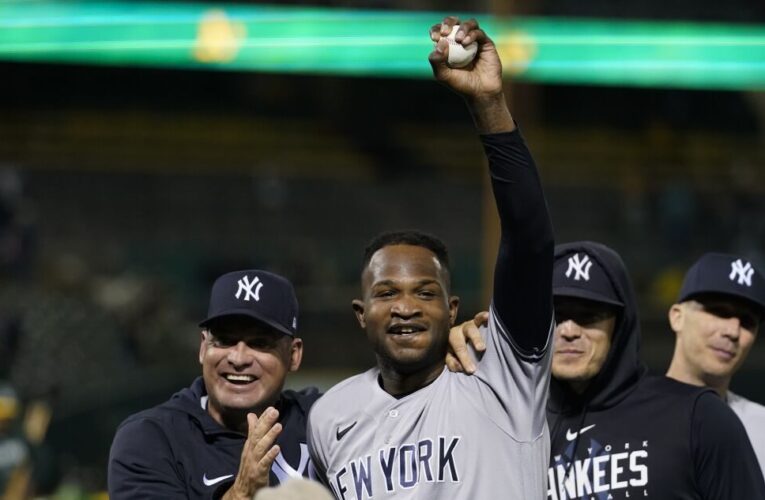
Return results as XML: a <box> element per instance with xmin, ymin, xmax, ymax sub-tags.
<box><xmin>481</xmin><ymin>129</ymin><xmax>554</xmax><ymax>357</ymax></box>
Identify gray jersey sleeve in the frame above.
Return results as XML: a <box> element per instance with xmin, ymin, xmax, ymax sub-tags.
<box><xmin>469</xmin><ymin>304</ymin><xmax>553</xmax><ymax>441</ymax></box>
<box><xmin>307</xmin><ymin>385</ymin><xmax>333</xmax><ymax>487</ymax></box>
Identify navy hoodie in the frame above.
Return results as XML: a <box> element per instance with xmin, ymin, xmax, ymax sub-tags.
<box><xmin>547</xmin><ymin>242</ymin><xmax>765</xmax><ymax>500</ymax></box>
<box><xmin>108</xmin><ymin>377</ymin><xmax>320</xmax><ymax>499</ymax></box>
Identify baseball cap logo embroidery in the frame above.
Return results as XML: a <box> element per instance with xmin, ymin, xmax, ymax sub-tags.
<box><xmin>565</xmin><ymin>253</ymin><xmax>593</xmax><ymax>281</ymax></box>
<box><xmin>729</xmin><ymin>259</ymin><xmax>754</xmax><ymax>287</ymax></box>
<box><xmin>235</xmin><ymin>275</ymin><xmax>263</xmax><ymax>301</ymax></box>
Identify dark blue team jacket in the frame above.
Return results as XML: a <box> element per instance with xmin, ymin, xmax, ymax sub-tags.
<box><xmin>108</xmin><ymin>377</ymin><xmax>320</xmax><ymax>499</ymax></box>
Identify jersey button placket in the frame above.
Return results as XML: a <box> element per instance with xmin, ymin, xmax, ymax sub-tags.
<box><xmin>378</xmin><ymin>407</ymin><xmax>401</xmax><ymax>443</ymax></box>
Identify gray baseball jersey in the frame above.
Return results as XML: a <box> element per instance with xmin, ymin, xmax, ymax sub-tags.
<box><xmin>728</xmin><ymin>391</ymin><xmax>765</xmax><ymax>478</ymax></box>
<box><xmin>307</xmin><ymin>306</ymin><xmax>553</xmax><ymax>499</ymax></box>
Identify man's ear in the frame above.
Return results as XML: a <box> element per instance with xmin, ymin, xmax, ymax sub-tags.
<box><xmin>288</xmin><ymin>338</ymin><xmax>304</xmax><ymax>372</ymax></box>
<box><xmin>668</xmin><ymin>303</ymin><xmax>684</xmax><ymax>335</ymax></box>
<box><xmin>199</xmin><ymin>330</ymin><xmax>208</xmax><ymax>365</ymax></box>
<box><xmin>352</xmin><ymin>299</ymin><xmax>366</xmax><ymax>328</ymax></box>
<box><xmin>448</xmin><ymin>296</ymin><xmax>460</xmax><ymax>326</ymax></box>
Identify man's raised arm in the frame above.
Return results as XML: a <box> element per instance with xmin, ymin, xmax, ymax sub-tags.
<box><xmin>429</xmin><ymin>18</ymin><xmax>554</xmax><ymax>357</ymax></box>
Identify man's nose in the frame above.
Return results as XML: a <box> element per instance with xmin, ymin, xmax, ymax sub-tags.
<box><xmin>391</xmin><ymin>295</ymin><xmax>422</xmax><ymax>318</ymax></box>
<box><xmin>226</xmin><ymin>341</ymin><xmax>254</xmax><ymax>367</ymax></box>
<box><xmin>555</xmin><ymin>319</ymin><xmax>581</xmax><ymax>340</ymax></box>
<box><xmin>720</xmin><ymin>316</ymin><xmax>742</xmax><ymax>340</ymax></box>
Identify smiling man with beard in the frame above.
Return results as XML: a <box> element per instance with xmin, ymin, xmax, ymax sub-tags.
<box><xmin>108</xmin><ymin>270</ymin><xmax>321</xmax><ymax>500</ymax></box>
<box><xmin>307</xmin><ymin>17</ymin><xmax>555</xmax><ymax>500</ymax></box>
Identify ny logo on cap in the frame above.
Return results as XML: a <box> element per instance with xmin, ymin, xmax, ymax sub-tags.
<box><xmin>565</xmin><ymin>254</ymin><xmax>593</xmax><ymax>282</ymax></box>
<box><xmin>235</xmin><ymin>275</ymin><xmax>264</xmax><ymax>302</ymax></box>
<box><xmin>729</xmin><ymin>259</ymin><xmax>754</xmax><ymax>287</ymax></box>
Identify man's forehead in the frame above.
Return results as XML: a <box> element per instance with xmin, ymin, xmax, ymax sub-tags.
<box><xmin>366</xmin><ymin>245</ymin><xmax>445</xmax><ymax>278</ymax></box>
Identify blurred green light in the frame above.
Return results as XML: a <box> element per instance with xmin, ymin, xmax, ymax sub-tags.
<box><xmin>0</xmin><ymin>1</ymin><xmax>763</xmax><ymax>90</ymax></box>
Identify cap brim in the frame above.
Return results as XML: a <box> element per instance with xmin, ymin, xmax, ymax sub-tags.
<box><xmin>199</xmin><ymin>309</ymin><xmax>294</xmax><ymax>337</ymax></box>
<box><xmin>680</xmin><ymin>290</ymin><xmax>765</xmax><ymax>318</ymax></box>
<box><xmin>554</xmin><ymin>286</ymin><xmax>624</xmax><ymax>308</ymax></box>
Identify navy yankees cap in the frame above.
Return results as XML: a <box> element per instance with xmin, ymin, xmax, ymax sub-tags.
<box><xmin>678</xmin><ymin>253</ymin><xmax>765</xmax><ymax>315</ymax></box>
<box><xmin>199</xmin><ymin>270</ymin><xmax>298</xmax><ymax>337</ymax></box>
<box><xmin>553</xmin><ymin>249</ymin><xmax>624</xmax><ymax>308</ymax></box>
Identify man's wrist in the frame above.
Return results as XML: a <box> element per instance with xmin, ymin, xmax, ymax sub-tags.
<box><xmin>465</xmin><ymin>93</ymin><xmax>515</xmax><ymax>134</ymax></box>
<box><xmin>221</xmin><ymin>485</ymin><xmax>249</xmax><ymax>500</ymax></box>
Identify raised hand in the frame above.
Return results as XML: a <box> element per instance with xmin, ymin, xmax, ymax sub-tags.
<box><xmin>446</xmin><ymin>311</ymin><xmax>489</xmax><ymax>374</ymax></box>
<box><xmin>222</xmin><ymin>407</ymin><xmax>282</xmax><ymax>500</ymax></box>
<box><xmin>428</xmin><ymin>17</ymin><xmax>504</xmax><ymax>101</ymax></box>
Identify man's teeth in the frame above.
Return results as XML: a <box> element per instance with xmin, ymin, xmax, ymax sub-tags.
<box><xmin>391</xmin><ymin>326</ymin><xmax>422</xmax><ymax>334</ymax></box>
<box><xmin>225</xmin><ymin>374</ymin><xmax>255</xmax><ymax>382</ymax></box>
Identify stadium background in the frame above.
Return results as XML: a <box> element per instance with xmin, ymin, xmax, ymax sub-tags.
<box><xmin>0</xmin><ymin>0</ymin><xmax>763</xmax><ymax>496</ymax></box>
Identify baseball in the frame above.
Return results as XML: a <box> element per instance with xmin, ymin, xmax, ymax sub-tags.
<box><xmin>444</xmin><ymin>25</ymin><xmax>478</xmax><ymax>68</ymax></box>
